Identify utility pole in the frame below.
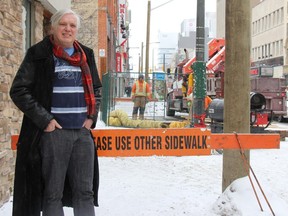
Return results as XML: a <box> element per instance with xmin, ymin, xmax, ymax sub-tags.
<box><xmin>191</xmin><ymin>0</ymin><xmax>206</xmax><ymax>127</ymax></box>
<box><xmin>152</xmin><ymin>48</ymin><xmax>155</xmax><ymax>71</ymax></box>
<box><xmin>145</xmin><ymin>0</ymin><xmax>151</xmax><ymax>81</ymax></box>
<box><xmin>141</xmin><ymin>42</ymin><xmax>144</xmax><ymax>72</ymax></box>
<box><xmin>163</xmin><ymin>53</ymin><xmax>165</xmax><ymax>72</ymax></box>
<box><xmin>138</xmin><ymin>53</ymin><xmax>141</xmax><ymax>73</ymax></box>
<box><xmin>222</xmin><ymin>0</ymin><xmax>251</xmax><ymax>191</ymax></box>
<box><xmin>143</xmin><ymin>0</ymin><xmax>174</xmax><ymax>79</ymax></box>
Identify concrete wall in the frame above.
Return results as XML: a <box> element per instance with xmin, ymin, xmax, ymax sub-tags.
<box><xmin>216</xmin><ymin>0</ymin><xmax>263</xmax><ymax>38</ymax></box>
<box><xmin>217</xmin><ymin>0</ymin><xmax>287</xmax><ymax>76</ymax></box>
<box><xmin>251</xmin><ymin>0</ymin><xmax>261</xmax><ymax>8</ymax></box>
<box><xmin>251</xmin><ymin>0</ymin><xmax>285</xmax><ymax>66</ymax></box>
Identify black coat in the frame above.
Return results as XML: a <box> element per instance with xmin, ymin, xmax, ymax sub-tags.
<box><xmin>10</xmin><ymin>36</ymin><xmax>102</xmax><ymax>216</ymax></box>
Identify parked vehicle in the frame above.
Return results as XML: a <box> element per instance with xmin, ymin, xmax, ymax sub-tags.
<box><xmin>166</xmin><ymin>38</ymin><xmax>287</xmax><ymax>122</ymax></box>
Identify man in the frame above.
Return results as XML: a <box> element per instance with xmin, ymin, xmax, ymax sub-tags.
<box><xmin>131</xmin><ymin>74</ymin><xmax>151</xmax><ymax>120</ymax></box>
<box><xmin>10</xmin><ymin>9</ymin><xmax>102</xmax><ymax>216</ymax></box>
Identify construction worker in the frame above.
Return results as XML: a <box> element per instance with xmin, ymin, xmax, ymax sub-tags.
<box><xmin>181</xmin><ymin>74</ymin><xmax>188</xmax><ymax>97</ymax></box>
<box><xmin>186</xmin><ymin>71</ymin><xmax>212</xmax><ymax>119</ymax></box>
<box><xmin>131</xmin><ymin>74</ymin><xmax>151</xmax><ymax>120</ymax></box>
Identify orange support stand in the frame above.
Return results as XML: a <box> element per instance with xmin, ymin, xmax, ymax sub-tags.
<box><xmin>10</xmin><ymin>128</ymin><xmax>280</xmax><ymax>157</ymax></box>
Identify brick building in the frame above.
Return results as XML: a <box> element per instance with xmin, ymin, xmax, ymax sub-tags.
<box><xmin>72</xmin><ymin>0</ymin><xmax>119</xmax><ymax>77</ymax></box>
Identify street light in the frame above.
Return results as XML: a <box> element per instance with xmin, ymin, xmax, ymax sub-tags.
<box><xmin>144</xmin><ymin>0</ymin><xmax>175</xmax><ymax>81</ymax></box>
<box><xmin>138</xmin><ymin>53</ymin><xmax>141</xmax><ymax>72</ymax></box>
<box><xmin>140</xmin><ymin>41</ymin><xmax>159</xmax><ymax>73</ymax></box>
<box><xmin>128</xmin><ymin>46</ymin><xmax>142</xmax><ymax>73</ymax></box>
<box><xmin>128</xmin><ymin>43</ymin><xmax>158</xmax><ymax>74</ymax></box>
<box><xmin>145</xmin><ymin>0</ymin><xmax>151</xmax><ymax>82</ymax></box>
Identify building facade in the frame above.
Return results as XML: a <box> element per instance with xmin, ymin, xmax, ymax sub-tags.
<box><xmin>180</xmin><ymin>12</ymin><xmax>216</xmax><ymax>38</ymax></box>
<box><xmin>72</xmin><ymin>0</ymin><xmax>119</xmax><ymax>77</ymax></box>
<box><xmin>156</xmin><ymin>32</ymin><xmax>178</xmax><ymax>71</ymax></box>
<box><xmin>251</xmin><ymin>0</ymin><xmax>285</xmax><ymax>68</ymax></box>
<box><xmin>217</xmin><ymin>0</ymin><xmax>288</xmax><ymax>79</ymax></box>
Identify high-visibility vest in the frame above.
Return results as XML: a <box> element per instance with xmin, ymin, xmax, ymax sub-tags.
<box><xmin>187</xmin><ymin>73</ymin><xmax>194</xmax><ymax>96</ymax></box>
<box><xmin>132</xmin><ymin>81</ymin><xmax>150</xmax><ymax>97</ymax></box>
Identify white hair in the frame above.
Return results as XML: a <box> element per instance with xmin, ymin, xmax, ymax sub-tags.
<box><xmin>50</xmin><ymin>9</ymin><xmax>81</xmax><ymax>29</ymax></box>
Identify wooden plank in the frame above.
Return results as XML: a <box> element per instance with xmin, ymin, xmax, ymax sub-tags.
<box><xmin>209</xmin><ymin>133</ymin><xmax>280</xmax><ymax>149</ymax></box>
<box><xmin>10</xmin><ymin>128</ymin><xmax>280</xmax><ymax>157</ymax></box>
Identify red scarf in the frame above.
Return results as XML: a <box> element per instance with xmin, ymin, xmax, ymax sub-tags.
<box><xmin>50</xmin><ymin>36</ymin><xmax>96</xmax><ymax>117</ymax></box>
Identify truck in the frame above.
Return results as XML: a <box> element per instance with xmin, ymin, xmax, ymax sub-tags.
<box><xmin>166</xmin><ymin>38</ymin><xmax>287</xmax><ymax>122</ymax></box>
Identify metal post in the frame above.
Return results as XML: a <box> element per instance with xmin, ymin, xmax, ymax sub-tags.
<box><xmin>152</xmin><ymin>48</ymin><xmax>154</xmax><ymax>71</ymax></box>
<box><xmin>127</xmin><ymin>39</ymin><xmax>130</xmax><ymax>73</ymax></box>
<box><xmin>191</xmin><ymin>0</ymin><xmax>206</xmax><ymax>127</ymax></box>
<box><xmin>138</xmin><ymin>53</ymin><xmax>141</xmax><ymax>73</ymax></box>
<box><xmin>163</xmin><ymin>53</ymin><xmax>165</xmax><ymax>72</ymax></box>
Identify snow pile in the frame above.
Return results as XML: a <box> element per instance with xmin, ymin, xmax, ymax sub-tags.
<box><xmin>213</xmin><ymin>176</ymin><xmax>288</xmax><ymax>216</ymax></box>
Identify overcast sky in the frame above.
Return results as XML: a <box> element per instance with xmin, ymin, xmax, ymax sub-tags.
<box><xmin>128</xmin><ymin>0</ymin><xmax>217</xmax><ymax>47</ymax></box>
<box><xmin>127</xmin><ymin>0</ymin><xmax>216</xmax><ymax>70</ymax></box>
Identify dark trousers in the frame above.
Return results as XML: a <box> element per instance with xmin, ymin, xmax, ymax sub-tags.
<box><xmin>132</xmin><ymin>96</ymin><xmax>146</xmax><ymax>115</ymax></box>
<box><xmin>40</xmin><ymin>128</ymin><xmax>95</xmax><ymax>216</ymax></box>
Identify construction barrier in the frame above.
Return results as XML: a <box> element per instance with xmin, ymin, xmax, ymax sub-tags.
<box><xmin>11</xmin><ymin>128</ymin><xmax>280</xmax><ymax>157</ymax></box>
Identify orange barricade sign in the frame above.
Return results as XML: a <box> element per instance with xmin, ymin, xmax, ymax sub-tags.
<box><xmin>94</xmin><ymin>128</ymin><xmax>211</xmax><ymax>156</ymax></box>
<box><xmin>11</xmin><ymin>128</ymin><xmax>280</xmax><ymax>157</ymax></box>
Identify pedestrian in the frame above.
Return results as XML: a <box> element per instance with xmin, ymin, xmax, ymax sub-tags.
<box><xmin>10</xmin><ymin>9</ymin><xmax>102</xmax><ymax>216</ymax></box>
<box><xmin>131</xmin><ymin>74</ymin><xmax>151</xmax><ymax>120</ymax></box>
